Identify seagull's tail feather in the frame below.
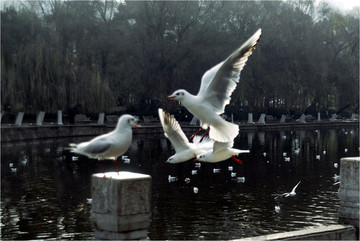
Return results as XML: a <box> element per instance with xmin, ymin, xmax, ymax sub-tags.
<box><xmin>210</xmin><ymin>119</ymin><xmax>239</xmax><ymax>143</ymax></box>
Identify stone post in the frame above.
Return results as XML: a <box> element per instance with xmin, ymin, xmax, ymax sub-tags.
<box><xmin>36</xmin><ymin>111</ymin><xmax>45</xmax><ymax>125</ymax></box>
<box><xmin>92</xmin><ymin>172</ymin><xmax>152</xmax><ymax>240</ymax></box>
<box><xmin>248</xmin><ymin>113</ymin><xmax>254</xmax><ymax>124</ymax></box>
<box><xmin>98</xmin><ymin>113</ymin><xmax>105</xmax><ymax>125</ymax></box>
<box><xmin>57</xmin><ymin>110</ymin><xmax>63</xmax><ymax>125</ymax></box>
<box><xmin>338</xmin><ymin>157</ymin><xmax>359</xmax><ymax>233</ymax></box>
<box><xmin>15</xmin><ymin>112</ymin><xmax>24</xmax><ymax>126</ymax></box>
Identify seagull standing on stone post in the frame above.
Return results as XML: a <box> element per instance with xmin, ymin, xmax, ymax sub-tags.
<box><xmin>67</xmin><ymin>114</ymin><xmax>139</xmax><ymax>175</ymax></box>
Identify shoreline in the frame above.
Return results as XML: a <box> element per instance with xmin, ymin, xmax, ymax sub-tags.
<box><xmin>1</xmin><ymin>120</ymin><xmax>358</xmax><ymax>143</ymax></box>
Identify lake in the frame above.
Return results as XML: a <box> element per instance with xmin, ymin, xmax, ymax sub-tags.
<box><xmin>1</xmin><ymin>126</ymin><xmax>359</xmax><ymax>240</ymax></box>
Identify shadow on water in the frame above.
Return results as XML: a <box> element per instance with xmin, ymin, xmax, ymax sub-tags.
<box><xmin>1</xmin><ymin>127</ymin><xmax>359</xmax><ymax>240</ymax></box>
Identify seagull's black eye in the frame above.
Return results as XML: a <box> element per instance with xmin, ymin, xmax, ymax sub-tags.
<box><xmin>176</xmin><ymin>93</ymin><xmax>179</xmax><ymax>96</ymax></box>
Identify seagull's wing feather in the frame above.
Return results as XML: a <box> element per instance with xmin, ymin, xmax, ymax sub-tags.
<box><xmin>291</xmin><ymin>181</ymin><xmax>301</xmax><ymax>192</ymax></box>
<box><xmin>197</xmin><ymin>62</ymin><xmax>223</xmax><ymax>98</ymax></box>
<box><xmin>158</xmin><ymin>108</ymin><xmax>190</xmax><ymax>152</ymax></box>
<box><xmin>80</xmin><ymin>138</ymin><xmax>113</xmax><ymax>155</ymax></box>
<box><xmin>213</xmin><ymin>141</ymin><xmax>233</xmax><ymax>154</ymax></box>
<box><xmin>199</xmin><ymin>29</ymin><xmax>261</xmax><ymax>114</ymax></box>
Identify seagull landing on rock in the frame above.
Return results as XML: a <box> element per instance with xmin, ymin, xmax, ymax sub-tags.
<box><xmin>158</xmin><ymin>108</ymin><xmax>213</xmax><ymax>164</ymax></box>
<box><xmin>195</xmin><ymin>140</ymin><xmax>250</xmax><ymax>164</ymax></box>
<box><xmin>168</xmin><ymin>29</ymin><xmax>261</xmax><ymax>143</ymax></box>
<box><xmin>67</xmin><ymin>114</ymin><xmax>139</xmax><ymax>175</ymax></box>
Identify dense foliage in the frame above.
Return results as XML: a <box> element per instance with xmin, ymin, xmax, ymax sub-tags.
<box><xmin>1</xmin><ymin>0</ymin><xmax>359</xmax><ymax>119</ymax></box>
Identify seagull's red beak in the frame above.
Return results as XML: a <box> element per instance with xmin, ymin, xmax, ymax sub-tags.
<box><xmin>194</xmin><ymin>155</ymin><xmax>199</xmax><ymax>162</ymax></box>
<box><xmin>167</xmin><ymin>96</ymin><xmax>175</xmax><ymax>101</ymax></box>
<box><xmin>134</xmin><ymin>119</ymin><xmax>140</xmax><ymax>129</ymax></box>
<box><xmin>164</xmin><ymin>160</ymin><xmax>169</xmax><ymax>164</ymax></box>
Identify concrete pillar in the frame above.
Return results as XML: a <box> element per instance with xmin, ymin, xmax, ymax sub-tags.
<box><xmin>15</xmin><ymin>112</ymin><xmax>24</xmax><ymax>126</ymax></box>
<box><xmin>36</xmin><ymin>111</ymin><xmax>45</xmax><ymax>125</ymax></box>
<box><xmin>98</xmin><ymin>113</ymin><xmax>105</xmax><ymax>125</ymax></box>
<box><xmin>57</xmin><ymin>110</ymin><xmax>63</xmax><ymax>125</ymax></box>
<box><xmin>258</xmin><ymin>113</ymin><xmax>266</xmax><ymax>124</ymax></box>
<box><xmin>296</xmin><ymin>114</ymin><xmax>306</xmax><ymax>123</ymax></box>
<box><xmin>280</xmin><ymin>115</ymin><xmax>286</xmax><ymax>123</ymax></box>
<box><xmin>338</xmin><ymin>157</ymin><xmax>359</xmax><ymax>231</ymax></box>
<box><xmin>92</xmin><ymin>172</ymin><xmax>152</xmax><ymax>240</ymax></box>
<box><xmin>248</xmin><ymin>113</ymin><xmax>254</xmax><ymax>124</ymax></box>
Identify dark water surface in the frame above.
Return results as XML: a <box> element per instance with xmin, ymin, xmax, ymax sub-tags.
<box><xmin>1</xmin><ymin>127</ymin><xmax>359</xmax><ymax>240</ymax></box>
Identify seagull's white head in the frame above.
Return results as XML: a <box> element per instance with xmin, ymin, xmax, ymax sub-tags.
<box><xmin>165</xmin><ymin>155</ymin><xmax>176</xmax><ymax>164</ymax></box>
<box><xmin>195</xmin><ymin>153</ymin><xmax>208</xmax><ymax>162</ymax></box>
<box><xmin>167</xmin><ymin>89</ymin><xmax>188</xmax><ymax>102</ymax></box>
<box><xmin>117</xmin><ymin>114</ymin><xmax>139</xmax><ymax>129</ymax></box>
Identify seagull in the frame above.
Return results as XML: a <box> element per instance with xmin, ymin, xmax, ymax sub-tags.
<box><xmin>67</xmin><ymin>114</ymin><xmax>139</xmax><ymax>174</ymax></box>
<box><xmin>213</xmin><ymin>168</ymin><xmax>221</xmax><ymax>173</ymax></box>
<box><xmin>168</xmin><ymin>175</ymin><xmax>178</xmax><ymax>183</ymax></box>
<box><xmin>275</xmin><ymin>181</ymin><xmax>301</xmax><ymax>199</ymax></box>
<box><xmin>275</xmin><ymin>205</ymin><xmax>281</xmax><ymax>213</ymax></box>
<box><xmin>167</xmin><ymin>29</ymin><xmax>262</xmax><ymax>143</ymax></box>
<box><xmin>195</xmin><ymin>140</ymin><xmax>250</xmax><ymax>164</ymax></box>
<box><xmin>158</xmin><ymin>108</ymin><xmax>213</xmax><ymax>164</ymax></box>
<box><xmin>237</xmin><ymin>177</ymin><xmax>246</xmax><ymax>183</ymax></box>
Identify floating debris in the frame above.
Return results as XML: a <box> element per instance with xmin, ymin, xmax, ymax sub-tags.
<box><xmin>185</xmin><ymin>178</ymin><xmax>190</xmax><ymax>184</ymax></box>
<box><xmin>231</xmin><ymin>172</ymin><xmax>237</xmax><ymax>177</ymax></box>
<box><xmin>191</xmin><ymin>170</ymin><xmax>198</xmax><ymax>175</ymax></box>
<box><xmin>193</xmin><ymin>187</ymin><xmax>199</xmax><ymax>194</ymax></box>
<box><xmin>228</xmin><ymin>166</ymin><xmax>233</xmax><ymax>171</ymax></box>
<box><xmin>334</xmin><ymin>163</ymin><xmax>338</xmax><ymax>168</ymax></box>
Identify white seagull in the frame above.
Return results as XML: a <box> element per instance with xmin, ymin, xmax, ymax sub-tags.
<box><xmin>158</xmin><ymin>108</ymin><xmax>213</xmax><ymax>164</ymax></box>
<box><xmin>275</xmin><ymin>181</ymin><xmax>301</xmax><ymax>199</ymax></box>
<box><xmin>67</xmin><ymin>114</ymin><xmax>139</xmax><ymax>174</ymax></box>
<box><xmin>167</xmin><ymin>29</ymin><xmax>262</xmax><ymax>143</ymax></box>
<box><xmin>195</xmin><ymin>140</ymin><xmax>250</xmax><ymax>164</ymax></box>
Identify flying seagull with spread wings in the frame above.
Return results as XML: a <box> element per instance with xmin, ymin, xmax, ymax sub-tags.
<box><xmin>168</xmin><ymin>29</ymin><xmax>261</xmax><ymax>143</ymax></box>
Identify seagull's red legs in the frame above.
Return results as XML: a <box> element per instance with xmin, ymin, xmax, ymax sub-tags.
<box><xmin>113</xmin><ymin>159</ymin><xmax>120</xmax><ymax>174</ymax></box>
<box><xmin>189</xmin><ymin>127</ymin><xmax>203</xmax><ymax>143</ymax></box>
<box><xmin>232</xmin><ymin>155</ymin><xmax>243</xmax><ymax>164</ymax></box>
<box><xmin>100</xmin><ymin>160</ymin><xmax>106</xmax><ymax>177</ymax></box>
<box><xmin>199</xmin><ymin>128</ymin><xmax>210</xmax><ymax>142</ymax></box>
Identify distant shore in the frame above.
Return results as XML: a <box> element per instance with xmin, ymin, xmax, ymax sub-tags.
<box><xmin>1</xmin><ymin>120</ymin><xmax>358</xmax><ymax>143</ymax></box>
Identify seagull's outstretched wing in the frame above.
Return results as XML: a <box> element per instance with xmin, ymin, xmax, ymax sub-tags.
<box><xmin>198</xmin><ymin>29</ymin><xmax>262</xmax><ymax>114</ymax></box>
<box><xmin>212</xmin><ymin>140</ymin><xmax>233</xmax><ymax>154</ymax></box>
<box><xmin>158</xmin><ymin>108</ymin><xmax>191</xmax><ymax>153</ymax></box>
<box><xmin>291</xmin><ymin>181</ymin><xmax>301</xmax><ymax>193</ymax></box>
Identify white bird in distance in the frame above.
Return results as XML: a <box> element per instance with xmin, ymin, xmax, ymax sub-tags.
<box><xmin>275</xmin><ymin>181</ymin><xmax>301</xmax><ymax>199</ymax></box>
<box><xmin>167</xmin><ymin>29</ymin><xmax>262</xmax><ymax>143</ymax></box>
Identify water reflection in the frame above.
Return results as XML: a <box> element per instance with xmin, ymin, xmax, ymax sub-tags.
<box><xmin>1</xmin><ymin>127</ymin><xmax>359</xmax><ymax>240</ymax></box>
